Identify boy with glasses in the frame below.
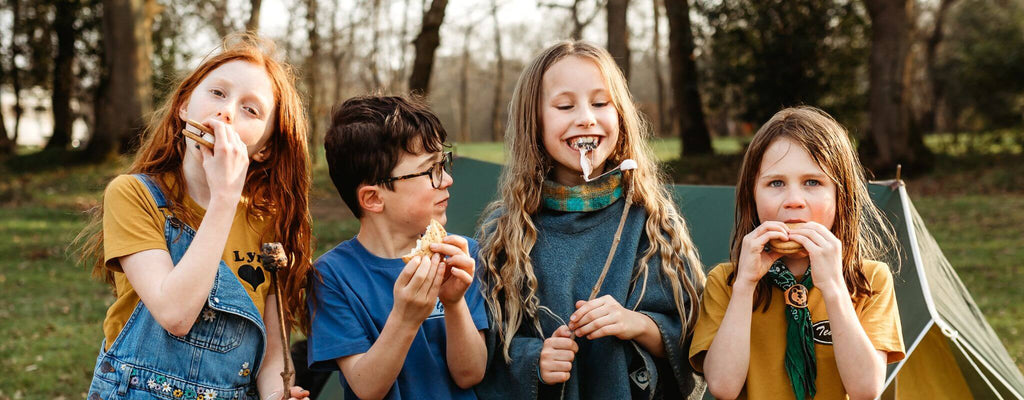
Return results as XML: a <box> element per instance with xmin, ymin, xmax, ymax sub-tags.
<box><xmin>308</xmin><ymin>95</ymin><xmax>488</xmax><ymax>399</ymax></box>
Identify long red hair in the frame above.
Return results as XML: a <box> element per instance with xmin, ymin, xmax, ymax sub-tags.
<box><xmin>77</xmin><ymin>33</ymin><xmax>314</xmax><ymax>334</ymax></box>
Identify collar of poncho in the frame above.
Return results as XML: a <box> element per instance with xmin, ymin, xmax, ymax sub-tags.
<box><xmin>541</xmin><ymin>170</ymin><xmax>623</xmax><ymax>212</ymax></box>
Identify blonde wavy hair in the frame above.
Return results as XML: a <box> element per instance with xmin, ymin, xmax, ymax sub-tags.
<box><xmin>478</xmin><ymin>41</ymin><xmax>706</xmax><ymax>362</ymax></box>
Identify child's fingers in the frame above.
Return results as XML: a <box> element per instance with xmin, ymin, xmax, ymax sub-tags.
<box><xmin>409</xmin><ymin>254</ymin><xmax>432</xmax><ymax>291</ymax></box>
<box><xmin>586</xmin><ymin>322</ymin><xmax>622</xmax><ymax>340</ymax></box>
<box><xmin>429</xmin><ymin>242</ymin><xmax>464</xmax><ymax>258</ymax></box>
<box><xmin>789</xmin><ymin>230</ymin><xmax>828</xmax><ymax>250</ymax></box>
<box><xmin>287</xmin><ymin>386</ymin><xmax>310</xmax><ymax>400</ymax></box>
<box><xmin>396</xmin><ymin>256</ymin><xmax>421</xmax><ymax>287</ymax></box>
<box><xmin>417</xmin><ymin>253</ymin><xmax>442</xmax><ymax>295</ymax></box>
<box><xmin>552</xmin><ymin>324</ymin><xmax>573</xmax><ymax>339</ymax></box>
<box><xmin>752</xmin><ymin>230</ymin><xmax>789</xmax><ymax>250</ymax></box>
<box><xmin>569</xmin><ymin>296</ymin><xmax>609</xmax><ymax>324</ymax></box>
<box><xmin>448</xmin><ymin>264</ymin><xmax>474</xmax><ymax>286</ymax></box>
<box><xmin>570</xmin><ymin>303</ymin><xmax>610</xmax><ymax>330</ymax></box>
<box><xmin>441</xmin><ymin>234</ymin><xmax>470</xmax><ymax>254</ymax></box>
<box><xmin>545</xmin><ymin>336</ymin><xmax>579</xmax><ymax>353</ymax></box>
<box><xmin>574</xmin><ymin>313</ymin><xmax>615</xmax><ymax>337</ymax></box>
<box><xmin>441</xmin><ymin>253</ymin><xmax>474</xmax><ymax>275</ymax></box>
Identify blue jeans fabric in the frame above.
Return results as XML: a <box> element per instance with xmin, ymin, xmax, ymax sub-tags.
<box><xmin>87</xmin><ymin>174</ymin><xmax>267</xmax><ymax>400</ymax></box>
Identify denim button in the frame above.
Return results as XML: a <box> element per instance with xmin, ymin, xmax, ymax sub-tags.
<box><xmin>214</xmin><ymin>297</ymin><xmax>220</xmax><ymax>304</ymax></box>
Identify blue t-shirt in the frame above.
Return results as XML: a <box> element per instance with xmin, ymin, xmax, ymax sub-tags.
<box><xmin>308</xmin><ymin>236</ymin><xmax>489</xmax><ymax>400</ymax></box>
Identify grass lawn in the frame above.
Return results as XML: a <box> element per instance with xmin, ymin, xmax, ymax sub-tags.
<box><xmin>1</xmin><ymin>134</ymin><xmax>1021</xmax><ymax>398</ymax></box>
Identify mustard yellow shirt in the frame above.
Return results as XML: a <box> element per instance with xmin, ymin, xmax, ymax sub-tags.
<box><xmin>100</xmin><ymin>174</ymin><xmax>273</xmax><ymax>349</ymax></box>
<box><xmin>689</xmin><ymin>261</ymin><xmax>906</xmax><ymax>399</ymax></box>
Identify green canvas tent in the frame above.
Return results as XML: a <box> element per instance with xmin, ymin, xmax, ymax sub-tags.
<box><xmin>316</xmin><ymin>157</ymin><xmax>1024</xmax><ymax>399</ymax></box>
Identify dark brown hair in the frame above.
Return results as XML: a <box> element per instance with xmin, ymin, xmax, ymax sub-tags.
<box><xmin>323</xmin><ymin>95</ymin><xmax>448</xmax><ymax>218</ymax></box>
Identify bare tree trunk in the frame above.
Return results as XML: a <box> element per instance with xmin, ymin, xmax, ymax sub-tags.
<box><xmin>665</xmin><ymin>0</ymin><xmax>712</xmax><ymax>155</ymax></box>
<box><xmin>305</xmin><ymin>0</ymin><xmax>321</xmax><ymax>163</ymax></box>
<box><xmin>408</xmin><ymin>0</ymin><xmax>448</xmax><ymax>95</ymax></box>
<box><xmin>202</xmin><ymin>0</ymin><xmax>232</xmax><ymax>38</ymax></box>
<box><xmin>919</xmin><ymin>0</ymin><xmax>957</xmax><ymax>134</ymax></box>
<box><xmin>10</xmin><ymin>0</ymin><xmax>23</xmax><ymax>146</ymax></box>
<box><xmin>864</xmin><ymin>0</ymin><xmax>930</xmax><ymax>172</ymax></box>
<box><xmin>571</xmin><ymin>0</ymin><xmax>583</xmax><ymax>40</ymax></box>
<box><xmin>87</xmin><ymin>0</ymin><xmax>156</xmax><ymax>161</ymax></box>
<box><xmin>47</xmin><ymin>0</ymin><xmax>77</xmax><ymax>150</ymax></box>
<box><xmin>652</xmin><ymin>0</ymin><xmax>669</xmax><ymax>137</ymax></box>
<box><xmin>490</xmin><ymin>0</ymin><xmax>505</xmax><ymax>142</ymax></box>
<box><xmin>370</xmin><ymin>0</ymin><xmax>382</xmax><ymax>90</ymax></box>
<box><xmin>458</xmin><ymin>26</ymin><xmax>472</xmax><ymax>143</ymax></box>
<box><xmin>0</xmin><ymin>64</ymin><xmax>10</xmax><ymax>153</ymax></box>
<box><xmin>397</xmin><ymin>0</ymin><xmax>413</xmax><ymax>92</ymax></box>
<box><xmin>606</xmin><ymin>0</ymin><xmax>630</xmax><ymax>80</ymax></box>
<box><xmin>0</xmin><ymin>95</ymin><xmax>8</xmax><ymax>154</ymax></box>
<box><xmin>246</xmin><ymin>0</ymin><xmax>262</xmax><ymax>32</ymax></box>
<box><xmin>330</xmin><ymin>1</ymin><xmax>347</xmax><ymax>105</ymax></box>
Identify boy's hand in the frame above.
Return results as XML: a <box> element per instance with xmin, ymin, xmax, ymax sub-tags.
<box><xmin>539</xmin><ymin>325</ymin><xmax>577</xmax><ymax>384</ymax></box>
<box><xmin>430</xmin><ymin>235</ymin><xmax>476</xmax><ymax>307</ymax></box>
<box><xmin>391</xmin><ymin>254</ymin><xmax>444</xmax><ymax>327</ymax></box>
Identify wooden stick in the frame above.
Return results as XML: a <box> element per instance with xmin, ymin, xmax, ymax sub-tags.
<box><xmin>260</xmin><ymin>242</ymin><xmax>295</xmax><ymax>392</ymax></box>
<box><xmin>569</xmin><ymin>175</ymin><xmax>633</xmax><ymax>340</ymax></box>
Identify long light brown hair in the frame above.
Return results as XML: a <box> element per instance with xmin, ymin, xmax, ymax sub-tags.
<box><xmin>478</xmin><ymin>41</ymin><xmax>706</xmax><ymax>362</ymax></box>
<box><xmin>729</xmin><ymin>106</ymin><xmax>897</xmax><ymax>310</ymax></box>
<box><xmin>75</xmin><ymin>33</ymin><xmax>314</xmax><ymax>333</ymax></box>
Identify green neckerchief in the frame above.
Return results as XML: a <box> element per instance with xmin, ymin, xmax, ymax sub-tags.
<box><xmin>541</xmin><ymin>170</ymin><xmax>623</xmax><ymax>212</ymax></box>
<box><xmin>765</xmin><ymin>259</ymin><xmax>817</xmax><ymax>400</ymax></box>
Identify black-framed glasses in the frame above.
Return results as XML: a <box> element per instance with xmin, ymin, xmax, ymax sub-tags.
<box><xmin>377</xmin><ymin>151</ymin><xmax>453</xmax><ymax>189</ymax></box>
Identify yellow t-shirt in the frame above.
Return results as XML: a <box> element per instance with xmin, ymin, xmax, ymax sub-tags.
<box><xmin>689</xmin><ymin>261</ymin><xmax>905</xmax><ymax>399</ymax></box>
<box><xmin>100</xmin><ymin>174</ymin><xmax>273</xmax><ymax>350</ymax></box>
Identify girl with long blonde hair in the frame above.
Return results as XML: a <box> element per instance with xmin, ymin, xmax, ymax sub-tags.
<box><xmin>77</xmin><ymin>34</ymin><xmax>312</xmax><ymax>400</ymax></box>
<box><xmin>689</xmin><ymin>106</ymin><xmax>904</xmax><ymax>400</ymax></box>
<box><xmin>475</xmin><ymin>41</ymin><xmax>705</xmax><ymax>399</ymax></box>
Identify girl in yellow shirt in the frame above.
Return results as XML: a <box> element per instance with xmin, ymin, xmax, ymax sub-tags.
<box><xmin>77</xmin><ymin>34</ymin><xmax>312</xmax><ymax>400</ymax></box>
<box><xmin>689</xmin><ymin>106</ymin><xmax>905</xmax><ymax>400</ymax></box>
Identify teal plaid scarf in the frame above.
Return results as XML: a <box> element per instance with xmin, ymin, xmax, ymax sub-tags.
<box><xmin>765</xmin><ymin>259</ymin><xmax>817</xmax><ymax>400</ymax></box>
<box><xmin>541</xmin><ymin>171</ymin><xmax>623</xmax><ymax>212</ymax></box>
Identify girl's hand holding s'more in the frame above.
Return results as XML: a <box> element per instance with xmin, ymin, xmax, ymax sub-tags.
<box><xmin>200</xmin><ymin>119</ymin><xmax>249</xmax><ymax>204</ymax></box>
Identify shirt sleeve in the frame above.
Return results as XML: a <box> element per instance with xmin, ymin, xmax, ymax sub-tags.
<box><xmin>102</xmin><ymin>175</ymin><xmax>168</xmax><ymax>272</ymax></box>
<box><xmin>688</xmin><ymin>264</ymin><xmax>734</xmax><ymax>373</ymax></box>
<box><xmin>856</xmin><ymin>261</ymin><xmax>906</xmax><ymax>363</ymax></box>
<box><xmin>307</xmin><ymin>259</ymin><xmax>374</xmax><ymax>371</ymax></box>
<box><xmin>466</xmin><ymin>238</ymin><xmax>490</xmax><ymax>331</ymax></box>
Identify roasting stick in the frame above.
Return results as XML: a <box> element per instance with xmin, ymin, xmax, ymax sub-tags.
<box><xmin>259</xmin><ymin>242</ymin><xmax>295</xmax><ymax>392</ymax></box>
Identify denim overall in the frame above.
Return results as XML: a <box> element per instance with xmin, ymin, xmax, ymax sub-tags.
<box><xmin>88</xmin><ymin>174</ymin><xmax>267</xmax><ymax>400</ymax></box>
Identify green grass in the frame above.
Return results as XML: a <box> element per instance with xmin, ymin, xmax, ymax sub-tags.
<box><xmin>1</xmin><ymin>133</ymin><xmax>1022</xmax><ymax>397</ymax></box>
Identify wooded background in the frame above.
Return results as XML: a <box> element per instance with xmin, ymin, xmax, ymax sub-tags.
<box><xmin>1</xmin><ymin>0</ymin><xmax>1023</xmax><ymax>174</ymax></box>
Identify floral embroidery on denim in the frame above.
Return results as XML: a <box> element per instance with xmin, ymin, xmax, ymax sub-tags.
<box><xmin>202</xmin><ymin>307</ymin><xmax>216</xmax><ymax>322</ymax></box>
<box><xmin>147</xmin><ymin>379</ymin><xmax>159</xmax><ymax>390</ymax></box>
<box><xmin>173</xmin><ymin>389</ymin><xmax>184</xmax><ymax>398</ymax></box>
<box><xmin>184</xmin><ymin>388</ymin><xmax>197</xmax><ymax>399</ymax></box>
<box><xmin>238</xmin><ymin>362</ymin><xmax>251</xmax><ymax>377</ymax></box>
<box><xmin>202</xmin><ymin>388</ymin><xmax>218</xmax><ymax>399</ymax></box>
<box><xmin>162</xmin><ymin>381</ymin><xmax>172</xmax><ymax>392</ymax></box>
